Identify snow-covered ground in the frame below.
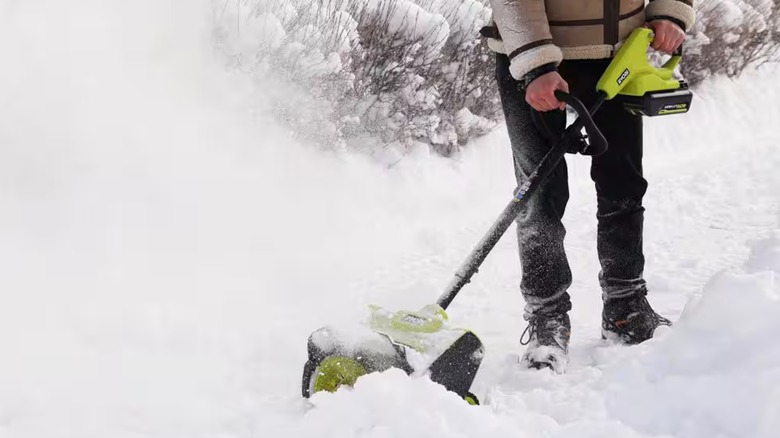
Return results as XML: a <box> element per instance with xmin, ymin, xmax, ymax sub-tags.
<box><xmin>1</xmin><ymin>1</ymin><xmax>778</xmax><ymax>437</ymax></box>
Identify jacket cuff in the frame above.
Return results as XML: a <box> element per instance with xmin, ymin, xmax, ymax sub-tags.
<box><xmin>522</xmin><ymin>63</ymin><xmax>558</xmax><ymax>88</ymax></box>
<box><xmin>508</xmin><ymin>44</ymin><xmax>563</xmax><ymax>81</ymax></box>
<box><xmin>648</xmin><ymin>15</ymin><xmax>687</xmax><ymax>32</ymax></box>
<box><xmin>646</xmin><ymin>0</ymin><xmax>696</xmax><ymax>31</ymax></box>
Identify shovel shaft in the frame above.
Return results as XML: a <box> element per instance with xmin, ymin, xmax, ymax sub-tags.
<box><xmin>437</xmin><ymin>93</ymin><xmax>606</xmax><ymax>310</ymax></box>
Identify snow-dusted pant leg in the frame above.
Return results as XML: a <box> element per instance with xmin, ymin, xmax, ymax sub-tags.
<box><xmin>495</xmin><ymin>54</ymin><xmax>573</xmax><ymax>319</ymax></box>
<box><xmin>558</xmin><ymin>59</ymin><xmax>649</xmax><ymax>301</ymax></box>
<box><xmin>590</xmin><ymin>97</ymin><xmax>648</xmax><ymax>301</ymax></box>
<box><xmin>549</xmin><ymin>59</ymin><xmax>649</xmax><ymax>302</ymax></box>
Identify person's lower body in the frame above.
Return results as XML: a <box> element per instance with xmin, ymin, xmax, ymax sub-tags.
<box><xmin>495</xmin><ymin>55</ymin><xmax>670</xmax><ymax>369</ymax></box>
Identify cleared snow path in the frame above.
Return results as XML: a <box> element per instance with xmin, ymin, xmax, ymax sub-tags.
<box><xmin>0</xmin><ymin>1</ymin><xmax>778</xmax><ymax>437</ymax></box>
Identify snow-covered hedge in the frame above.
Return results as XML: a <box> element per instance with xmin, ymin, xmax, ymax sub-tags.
<box><xmin>215</xmin><ymin>0</ymin><xmax>779</xmax><ymax>158</ymax></box>
<box><xmin>684</xmin><ymin>0</ymin><xmax>780</xmax><ymax>84</ymax></box>
<box><xmin>216</xmin><ymin>0</ymin><xmax>496</xmax><ymax>158</ymax></box>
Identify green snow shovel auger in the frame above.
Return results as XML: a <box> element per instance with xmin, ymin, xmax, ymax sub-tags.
<box><xmin>301</xmin><ymin>28</ymin><xmax>692</xmax><ymax>403</ymax></box>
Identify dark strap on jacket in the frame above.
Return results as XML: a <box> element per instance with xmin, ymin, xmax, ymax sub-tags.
<box><xmin>508</xmin><ymin>39</ymin><xmax>554</xmax><ymax>61</ymax></box>
<box><xmin>603</xmin><ymin>1</ymin><xmax>620</xmax><ymax>45</ymax></box>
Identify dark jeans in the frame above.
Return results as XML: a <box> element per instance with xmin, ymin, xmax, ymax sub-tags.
<box><xmin>496</xmin><ymin>55</ymin><xmax>649</xmax><ymax>318</ymax></box>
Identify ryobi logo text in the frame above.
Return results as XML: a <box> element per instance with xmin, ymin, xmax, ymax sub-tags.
<box><xmin>617</xmin><ymin>68</ymin><xmax>630</xmax><ymax>85</ymax></box>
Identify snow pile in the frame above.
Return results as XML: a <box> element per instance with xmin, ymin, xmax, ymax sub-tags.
<box><xmin>216</xmin><ymin>0</ymin><xmax>497</xmax><ymax>159</ymax></box>
<box><xmin>602</xmin><ymin>231</ymin><xmax>780</xmax><ymax>438</ymax></box>
<box><xmin>299</xmin><ymin>370</ymin><xmax>519</xmax><ymax>437</ymax></box>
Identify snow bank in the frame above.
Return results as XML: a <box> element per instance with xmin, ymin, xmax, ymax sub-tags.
<box><xmin>601</xmin><ymin>230</ymin><xmax>780</xmax><ymax>438</ymax></box>
<box><xmin>300</xmin><ymin>370</ymin><xmax>520</xmax><ymax>437</ymax></box>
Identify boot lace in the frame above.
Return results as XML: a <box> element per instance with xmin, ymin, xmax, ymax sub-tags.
<box><xmin>520</xmin><ymin>316</ymin><xmax>538</xmax><ymax>346</ymax></box>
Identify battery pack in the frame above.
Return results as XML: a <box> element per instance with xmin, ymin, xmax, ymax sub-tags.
<box><xmin>622</xmin><ymin>84</ymin><xmax>693</xmax><ymax>117</ymax></box>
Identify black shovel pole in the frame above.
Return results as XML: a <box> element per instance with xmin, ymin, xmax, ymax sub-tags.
<box><xmin>437</xmin><ymin>91</ymin><xmax>608</xmax><ymax>311</ymax></box>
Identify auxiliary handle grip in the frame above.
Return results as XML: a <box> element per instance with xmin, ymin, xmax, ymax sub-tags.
<box><xmin>554</xmin><ymin>90</ymin><xmax>608</xmax><ymax>156</ymax></box>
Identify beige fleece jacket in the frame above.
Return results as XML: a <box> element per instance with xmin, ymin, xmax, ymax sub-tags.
<box><xmin>485</xmin><ymin>0</ymin><xmax>696</xmax><ymax>80</ymax></box>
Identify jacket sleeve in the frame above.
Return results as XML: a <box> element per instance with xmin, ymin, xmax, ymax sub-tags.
<box><xmin>646</xmin><ymin>0</ymin><xmax>696</xmax><ymax>31</ymax></box>
<box><xmin>489</xmin><ymin>0</ymin><xmax>563</xmax><ymax>81</ymax></box>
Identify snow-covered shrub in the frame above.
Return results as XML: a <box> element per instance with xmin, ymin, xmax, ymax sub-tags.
<box><xmin>684</xmin><ymin>0</ymin><xmax>780</xmax><ymax>84</ymax></box>
<box><xmin>214</xmin><ymin>0</ymin><xmax>778</xmax><ymax>158</ymax></box>
<box><xmin>215</xmin><ymin>0</ymin><xmax>496</xmax><ymax>158</ymax></box>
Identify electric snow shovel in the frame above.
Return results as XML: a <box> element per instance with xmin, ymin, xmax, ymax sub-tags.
<box><xmin>301</xmin><ymin>28</ymin><xmax>692</xmax><ymax>403</ymax></box>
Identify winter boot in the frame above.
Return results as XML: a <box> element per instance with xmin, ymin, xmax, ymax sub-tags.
<box><xmin>520</xmin><ymin>312</ymin><xmax>570</xmax><ymax>374</ymax></box>
<box><xmin>602</xmin><ymin>294</ymin><xmax>672</xmax><ymax>344</ymax></box>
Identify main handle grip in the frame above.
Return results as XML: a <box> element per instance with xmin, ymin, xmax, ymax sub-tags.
<box><xmin>597</xmin><ymin>27</ymin><xmax>683</xmax><ymax>99</ymax></box>
<box><xmin>554</xmin><ymin>90</ymin><xmax>608</xmax><ymax>156</ymax></box>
